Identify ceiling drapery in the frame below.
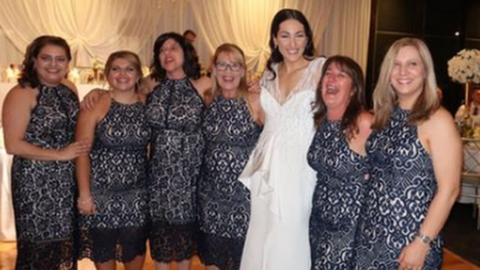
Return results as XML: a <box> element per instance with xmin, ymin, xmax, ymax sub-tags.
<box><xmin>0</xmin><ymin>0</ymin><xmax>160</xmax><ymax>67</ymax></box>
<box><xmin>0</xmin><ymin>0</ymin><xmax>371</xmax><ymax>73</ymax></box>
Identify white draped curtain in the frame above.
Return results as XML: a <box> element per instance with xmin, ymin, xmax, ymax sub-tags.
<box><xmin>0</xmin><ymin>0</ymin><xmax>371</xmax><ymax>75</ymax></box>
<box><xmin>0</xmin><ymin>0</ymin><xmax>161</xmax><ymax>67</ymax></box>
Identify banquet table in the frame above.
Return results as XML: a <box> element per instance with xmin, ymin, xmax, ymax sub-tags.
<box><xmin>0</xmin><ymin>82</ymin><xmax>102</xmax><ymax>241</ymax></box>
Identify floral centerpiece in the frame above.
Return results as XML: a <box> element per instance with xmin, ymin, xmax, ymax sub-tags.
<box><xmin>448</xmin><ymin>49</ymin><xmax>480</xmax><ymax>84</ymax></box>
<box><xmin>448</xmin><ymin>49</ymin><xmax>480</xmax><ymax>137</ymax></box>
<box><xmin>92</xmin><ymin>58</ymin><xmax>105</xmax><ymax>84</ymax></box>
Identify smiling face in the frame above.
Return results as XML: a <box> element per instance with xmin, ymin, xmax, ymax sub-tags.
<box><xmin>321</xmin><ymin>62</ymin><xmax>354</xmax><ymax>113</ymax></box>
<box><xmin>390</xmin><ymin>45</ymin><xmax>426</xmax><ymax>107</ymax></box>
<box><xmin>34</xmin><ymin>44</ymin><xmax>69</xmax><ymax>87</ymax></box>
<box><xmin>274</xmin><ymin>19</ymin><xmax>308</xmax><ymax>64</ymax></box>
<box><xmin>213</xmin><ymin>51</ymin><xmax>245</xmax><ymax>95</ymax></box>
<box><xmin>159</xmin><ymin>38</ymin><xmax>185</xmax><ymax>78</ymax></box>
<box><xmin>107</xmin><ymin>57</ymin><xmax>140</xmax><ymax>92</ymax></box>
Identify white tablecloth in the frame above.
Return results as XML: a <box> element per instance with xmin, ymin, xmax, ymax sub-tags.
<box><xmin>0</xmin><ymin>148</ymin><xmax>14</xmax><ymax>241</ymax></box>
<box><xmin>0</xmin><ymin>83</ymin><xmax>101</xmax><ymax>241</ymax></box>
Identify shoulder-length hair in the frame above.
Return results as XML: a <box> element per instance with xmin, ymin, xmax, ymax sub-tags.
<box><xmin>104</xmin><ymin>50</ymin><xmax>144</xmax><ymax>92</ymax></box>
<box><xmin>265</xmin><ymin>8</ymin><xmax>315</xmax><ymax>80</ymax></box>
<box><xmin>18</xmin><ymin>35</ymin><xmax>72</xmax><ymax>88</ymax></box>
<box><xmin>149</xmin><ymin>32</ymin><xmax>201</xmax><ymax>82</ymax></box>
<box><xmin>372</xmin><ymin>37</ymin><xmax>440</xmax><ymax>130</ymax></box>
<box><xmin>312</xmin><ymin>55</ymin><xmax>366</xmax><ymax>140</ymax></box>
<box><xmin>211</xmin><ymin>43</ymin><xmax>248</xmax><ymax>100</ymax></box>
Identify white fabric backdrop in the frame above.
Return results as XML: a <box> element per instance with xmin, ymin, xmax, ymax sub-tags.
<box><xmin>0</xmin><ymin>0</ymin><xmax>371</xmax><ymax>74</ymax></box>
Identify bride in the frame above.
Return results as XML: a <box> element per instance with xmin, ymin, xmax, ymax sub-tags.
<box><xmin>239</xmin><ymin>8</ymin><xmax>325</xmax><ymax>270</ymax></box>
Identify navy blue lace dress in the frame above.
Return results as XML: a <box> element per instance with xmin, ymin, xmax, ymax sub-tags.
<box><xmin>78</xmin><ymin>99</ymin><xmax>151</xmax><ymax>263</ymax></box>
<box><xmin>11</xmin><ymin>84</ymin><xmax>79</xmax><ymax>270</ymax></box>
<box><xmin>307</xmin><ymin>120</ymin><xmax>368</xmax><ymax>270</ymax></box>
<box><xmin>198</xmin><ymin>96</ymin><xmax>262</xmax><ymax>270</ymax></box>
<box><xmin>146</xmin><ymin>77</ymin><xmax>205</xmax><ymax>262</ymax></box>
<box><xmin>354</xmin><ymin>108</ymin><xmax>442</xmax><ymax>270</ymax></box>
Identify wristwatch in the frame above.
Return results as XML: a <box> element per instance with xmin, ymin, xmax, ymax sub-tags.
<box><xmin>416</xmin><ymin>231</ymin><xmax>433</xmax><ymax>245</ymax></box>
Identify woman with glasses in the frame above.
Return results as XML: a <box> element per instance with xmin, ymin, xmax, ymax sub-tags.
<box><xmin>198</xmin><ymin>43</ymin><xmax>263</xmax><ymax>270</ymax></box>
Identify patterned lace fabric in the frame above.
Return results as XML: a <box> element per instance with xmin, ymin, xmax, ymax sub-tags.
<box><xmin>260</xmin><ymin>57</ymin><xmax>324</xmax><ymax>105</ymax></box>
<box><xmin>198</xmin><ymin>95</ymin><xmax>261</xmax><ymax>270</ymax></box>
<box><xmin>149</xmin><ymin>221</ymin><xmax>197</xmax><ymax>262</ymax></box>
<box><xmin>78</xmin><ymin>226</ymin><xmax>147</xmax><ymax>263</ymax></box>
<box><xmin>11</xmin><ymin>84</ymin><xmax>79</xmax><ymax>269</ymax></box>
<box><xmin>146</xmin><ymin>78</ymin><xmax>205</xmax><ymax>224</ymax></box>
<box><xmin>16</xmin><ymin>238</ymin><xmax>77</xmax><ymax>270</ymax></box>
<box><xmin>77</xmin><ymin>99</ymin><xmax>150</xmax><ymax>263</ymax></box>
<box><xmin>198</xmin><ymin>233</ymin><xmax>246</xmax><ymax>270</ymax></box>
<box><xmin>199</xmin><ymin>96</ymin><xmax>262</xmax><ymax>238</ymax></box>
<box><xmin>354</xmin><ymin>107</ymin><xmax>443</xmax><ymax>269</ymax></box>
<box><xmin>307</xmin><ymin>120</ymin><xmax>368</xmax><ymax>269</ymax></box>
<box><xmin>146</xmin><ymin>78</ymin><xmax>205</xmax><ymax>262</ymax></box>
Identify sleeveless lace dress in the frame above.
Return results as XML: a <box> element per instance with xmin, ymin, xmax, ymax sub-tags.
<box><xmin>146</xmin><ymin>77</ymin><xmax>205</xmax><ymax>262</ymax></box>
<box><xmin>239</xmin><ymin>57</ymin><xmax>325</xmax><ymax>270</ymax></box>
<box><xmin>307</xmin><ymin>120</ymin><xmax>368</xmax><ymax>270</ymax></box>
<box><xmin>353</xmin><ymin>108</ymin><xmax>443</xmax><ymax>270</ymax></box>
<box><xmin>11</xmin><ymin>84</ymin><xmax>79</xmax><ymax>270</ymax></box>
<box><xmin>198</xmin><ymin>95</ymin><xmax>262</xmax><ymax>270</ymax></box>
<box><xmin>78</xmin><ymin>99</ymin><xmax>151</xmax><ymax>263</ymax></box>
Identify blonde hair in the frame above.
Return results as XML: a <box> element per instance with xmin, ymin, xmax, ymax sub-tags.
<box><xmin>104</xmin><ymin>50</ymin><xmax>143</xmax><ymax>91</ymax></box>
<box><xmin>372</xmin><ymin>37</ymin><xmax>440</xmax><ymax>130</ymax></box>
<box><xmin>211</xmin><ymin>43</ymin><xmax>248</xmax><ymax>101</ymax></box>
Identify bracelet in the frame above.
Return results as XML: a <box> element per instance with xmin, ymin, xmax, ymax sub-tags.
<box><xmin>77</xmin><ymin>197</ymin><xmax>93</xmax><ymax>205</ymax></box>
<box><xmin>416</xmin><ymin>231</ymin><xmax>433</xmax><ymax>245</ymax></box>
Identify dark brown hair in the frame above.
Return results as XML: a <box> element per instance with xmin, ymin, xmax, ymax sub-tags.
<box><xmin>312</xmin><ymin>55</ymin><xmax>366</xmax><ymax>140</ymax></box>
<box><xmin>18</xmin><ymin>35</ymin><xmax>72</xmax><ymax>88</ymax></box>
<box><xmin>265</xmin><ymin>9</ymin><xmax>315</xmax><ymax>80</ymax></box>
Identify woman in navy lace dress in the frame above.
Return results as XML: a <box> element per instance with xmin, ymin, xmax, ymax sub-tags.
<box><xmin>146</xmin><ymin>32</ymin><xmax>211</xmax><ymax>270</ymax></box>
<box><xmin>2</xmin><ymin>35</ymin><xmax>90</xmax><ymax>270</ymax></box>
<box><xmin>198</xmin><ymin>44</ymin><xmax>263</xmax><ymax>270</ymax></box>
<box><xmin>76</xmin><ymin>51</ymin><xmax>151</xmax><ymax>270</ymax></box>
<box><xmin>307</xmin><ymin>56</ymin><xmax>372</xmax><ymax>270</ymax></box>
<box><xmin>354</xmin><ymin>38</ymin><xmax>461</xmax><ymax>270</ymax></box>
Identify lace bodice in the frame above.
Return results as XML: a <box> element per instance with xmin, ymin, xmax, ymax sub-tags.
<box><xmin>259</xmin><ymin>57</ymin><xmax>325</xmax><ymax>142</ymax></box>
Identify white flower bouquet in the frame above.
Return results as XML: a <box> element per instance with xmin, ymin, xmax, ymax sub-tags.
<box><xmin>448</xmin><ymin>49</ymin><xmax>480</xmax><ymax>84</ymax></box>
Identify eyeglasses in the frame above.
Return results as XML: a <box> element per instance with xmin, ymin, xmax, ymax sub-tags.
<box><xmin>215</xmin><ymin>61</ymin><xmax>243</xmax><ymax>72</ymax></box>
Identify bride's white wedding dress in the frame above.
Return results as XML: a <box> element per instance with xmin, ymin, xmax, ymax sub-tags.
<box><xmin>239</xmin><ymin>57</ymin><xmax>325</xmax><ymax>270</ymax></box>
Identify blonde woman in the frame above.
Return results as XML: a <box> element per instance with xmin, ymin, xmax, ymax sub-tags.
<box><xmin>354</xmin><ymin>38</ymin><xmax>461</xmax><ymax>270</ymax></box>
<box><xmin>198</xmin><ymin>43</ymin><xmax>263</xmax><ymax>270</ymax></box>
<box><xmin>76</xmin><ymin>51</ymin><xmax>150</xmax><ymax>270</ymax></box>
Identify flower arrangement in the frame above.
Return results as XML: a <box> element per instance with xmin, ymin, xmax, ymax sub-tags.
<box><xmin>447</xmin><ymin>49</ymin><xmax>480</xmax><ymax>84</ymax></box>
<box><xmin>92</xmin><ymin>58</ymin><xmax>104</xmax><ymax>71</ymax></box>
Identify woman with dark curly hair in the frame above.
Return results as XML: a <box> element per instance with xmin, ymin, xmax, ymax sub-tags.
<box><xmin>145</xmin><ymin>32</ymin><xmax>211</xmax><ymax>270</ymax></box>
<box><xmin>81</xmin><ymin>32</ymin><xmax>211</xmax><ymax>270</ymax></box>
<box><xmin>2</xmin><ymin>35</ymin><xmax>90</xmax><ymax>270</ymax></box>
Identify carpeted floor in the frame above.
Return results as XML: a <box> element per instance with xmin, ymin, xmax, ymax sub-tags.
<box><xmin>443</xmin><ymin>202</ymin><xmax>480</xmax><ymax>267</ymax></box>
